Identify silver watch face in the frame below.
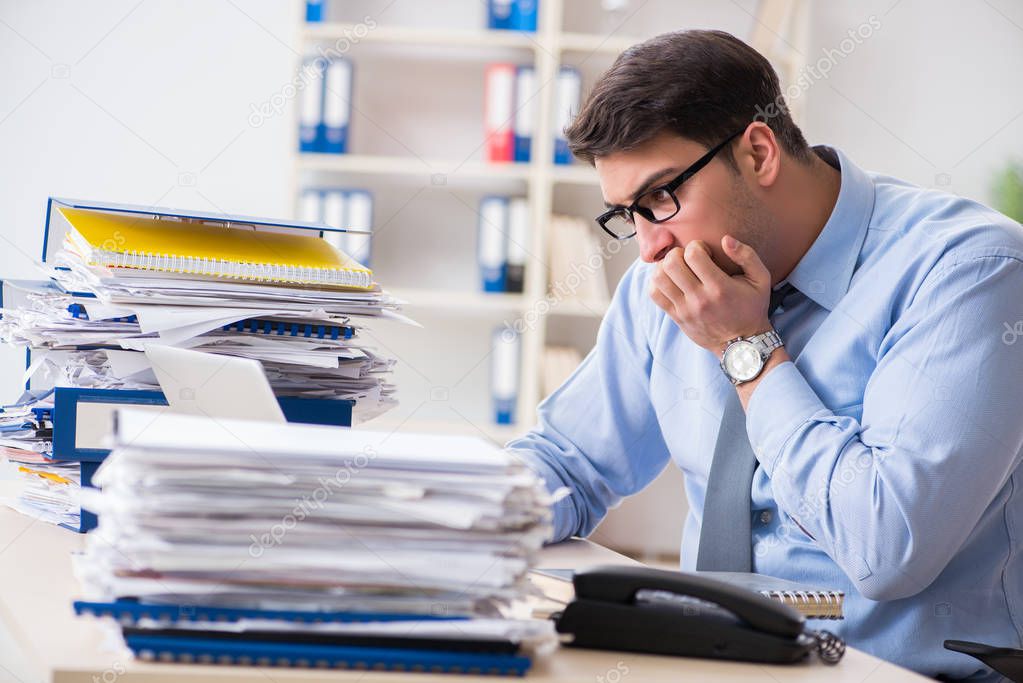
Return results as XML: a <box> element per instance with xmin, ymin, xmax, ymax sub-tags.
<box><xmin>723</xmin><ymin>340</ymin><xmax>763</xmax><ymax>382</ymax></box>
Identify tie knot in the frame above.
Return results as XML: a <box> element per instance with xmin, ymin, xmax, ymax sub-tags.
<box><xmin>769</xmin><ymin>282</ymin><xmax>798</xmax><ymax>317</ymax></box>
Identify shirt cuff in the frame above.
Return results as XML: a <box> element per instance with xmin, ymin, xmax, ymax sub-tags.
<box><xmin>745</xmin><ymin>360</ymin><xmax>827</xmax><ymax>475</ymax></box>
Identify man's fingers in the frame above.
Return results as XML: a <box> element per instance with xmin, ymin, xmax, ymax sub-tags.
<box><xmin>721</xmin><ymin>234</ymin><xmax>770</xmax><ymax>287</ymax></box>
<box><xmin>649</xmin><ymin>284</ymin><xmax>680</xmax><ymax>320</ymax></box>
<box><xmin>660</xmin><ymin>246</ymin><xmax>700</xmax><ymax>293</ymax></box>
<box><xmin>681</xmin><ymin>240</ymin><xmax>727</xmax><ymax>290</ymax></box>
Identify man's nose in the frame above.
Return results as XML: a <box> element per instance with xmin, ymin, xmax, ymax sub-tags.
<box><xmin>637</xmin><ymin>217</ymin><xmax>675</xmax><ymax>263</ymax></box>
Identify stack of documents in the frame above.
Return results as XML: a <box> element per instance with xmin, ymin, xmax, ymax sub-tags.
<box><xmin>74</xmin><ymin>410</ymin><xmax>559</xmax><ymax>674</ymax></box>
<box><xmin>2</xmin><ymin>285</ymin><xmax>398</xmax><ymax>415</ymax></box>
<box><xmin>0</xmin><ymin>394</ymin><xmax>80</xmax><ymax>527</ymax></box>
<box><xmin>0</xmin><ymin>197</ymin><xmax>414</xmax><ymax>531</ymax></box>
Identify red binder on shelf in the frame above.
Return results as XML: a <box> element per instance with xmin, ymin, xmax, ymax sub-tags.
<box><xmin>484</xmin><ymin>63</ymin><xmax>516</xmax><ymax>163</ymax></box>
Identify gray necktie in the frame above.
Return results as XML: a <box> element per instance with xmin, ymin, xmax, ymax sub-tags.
<box><xmin>696</xmin><ymin>282</ymin><xmax>797</xmax><ymax>571</ymax></box>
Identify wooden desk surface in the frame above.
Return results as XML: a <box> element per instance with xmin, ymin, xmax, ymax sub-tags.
<box><xmin>0</xmin><ymin>507</ymin><xmax>929</xmax><ymax>683</ymax></box>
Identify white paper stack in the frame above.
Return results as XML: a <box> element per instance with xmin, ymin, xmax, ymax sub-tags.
<box><xmin>0</xmin><ymin>268</ymin><xmax>413</xmax><ymax>421</ymax></box>
<box><xmin>74</xmin><ymin>410</ymin><xmax>559</xmax><ymax>668</ymax></box>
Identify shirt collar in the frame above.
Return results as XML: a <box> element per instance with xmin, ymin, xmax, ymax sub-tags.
<box><xmin>783</xmin><ymin>146</ymin><xmax>875</xmax><ymax>311</ymax></box>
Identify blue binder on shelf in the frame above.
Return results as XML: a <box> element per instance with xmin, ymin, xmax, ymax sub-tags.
<box><xmin>486</xmin><ymin>0</ymin><xmax>515</xmax><ymax>30</ymax></box>
<box><xmin>305</xmin><ymin>0</ymin><xmax>325</xmax><ymax>23</ymax></box>
<box><xmin>512</xmin><ymin>0</ymin><xmax>538</xmax><ymax>32</ymax></box>
<box><xmin>490</xmin><ymin>328</ymin><xmax>520</xmax><ymax>425</ymax></box>
<box><xmin>321</xmin><ymin>188</ymin><xmax>374</xmax><ymax>267</ymax></box>
<box><xmin>322</xmin><ymin>57</ymin><xmax>353</xmax><ymax>154</ymax></box>
<box><xmin>298</xmin><ymin>55</ymin><xmax>324</xmax><ymax>152</ymax></box>
<box><xmin>553</xmin><ymin>66</ymin><xmax>581</xmax><ymax>165</ymax></box>
<box><xmin>513</xmin><ymin>66</ymin><xmax>535</xmax><ymax>162</ymax></box>
<box><xmin>478</xmin><ymin>196</ymin><xmax>509</xmax><ymax>293</ymax></box>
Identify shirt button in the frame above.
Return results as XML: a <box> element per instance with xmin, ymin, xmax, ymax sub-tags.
<box><xmin>759</xmin><ymin>510</ymin><xmax>773</xmax><ymax>524</ymax></box>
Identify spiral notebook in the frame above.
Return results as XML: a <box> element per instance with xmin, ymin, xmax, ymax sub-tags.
<box><xmin>696</xmin><ymin>571</ymin><xmax>844</xmax><ymax>620</ymax></box>
<box><xmin>59</xmin><ymin>206</ymin><xmax>372</xmax><ymax>289</ymax></box>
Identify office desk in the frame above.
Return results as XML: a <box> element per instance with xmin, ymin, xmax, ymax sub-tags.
<box><xmin>0</xmin><ymin>507</ymin><xmax>929</xmax><ymax>682</ymax></box>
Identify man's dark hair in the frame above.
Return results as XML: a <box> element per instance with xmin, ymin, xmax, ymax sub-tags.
<box><xmin>565</xmin><ymin>30</ymin><xmax>812</xmax><ymax>167</ymax></box>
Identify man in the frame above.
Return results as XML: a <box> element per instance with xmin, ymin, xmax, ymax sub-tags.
<box><xmin>506</xmin><ymin>30</ymin><xmax>1023</xmax><ymax>681</ymax></box>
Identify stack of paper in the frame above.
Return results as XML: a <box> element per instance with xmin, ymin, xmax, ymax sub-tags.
<box><xmin>74</xmin><ymin>409</ymin><xmax>559</xmax><ymax>674</ymax></box>
<box><xmin>0</xmin><ymin>394</ymin><xmax>81</xmax><ymax>527</ymax></box>
<box><xmin>0</xmin><ymin>204</ymin><xmax>416</xmax><ymax>421</ymax></box>
<box><xmin>1</xmin><ymin>289</ymin><xmax>399</xmax><ymax>417</ymax></box>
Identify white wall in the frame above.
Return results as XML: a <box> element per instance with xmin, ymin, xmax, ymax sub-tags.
<box><xmin>0</xmin><ymin>0</ymin><xmax>300</xmax><ymax>401</ymax></box>
<box><xmin>801</xmin><ymin>0</ymin><xmax>1023</xmax><ymax>205</ymax></box>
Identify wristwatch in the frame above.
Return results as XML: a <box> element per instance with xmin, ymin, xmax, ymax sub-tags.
<box><xmin>719</xmin><ymin>329</ymin><xmax>784</xmax><ymax>386</ymax></box>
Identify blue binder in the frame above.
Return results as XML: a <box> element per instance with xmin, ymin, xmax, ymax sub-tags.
<box><xmin>478</xmin><ymin>196</ymin><xmax>509</xmax><ymax>293</ymax></box>
<box><xmin>123</xmin><ymin>632</ymin><xmax>531</xmax><ymax>676</ymax></box>
<box><xmin>486</xmin><ymin>0</ymin><xmax>515</xmax><ymax>30</ymax></box>
<box><xmin>73</xmin><ymin>600</ymin><xmax>467</xmax><ymax>625</ymax></box>
<box><xmin>511</xmin><ymin>0</ymin><xmax>538</xmax><ymax>32</ymax></box>
<box><xmin>299</xmin><ymin>55</ymin><xmax>325</xmax><ymax>152</ymax></box>
<box><xmin>321</xmin><ymin>58</ymin><xmax>353</xmax><ymax>154</ymax></box>
<box><xmin>305</xmin><ymin>0</ymin><xmax>325</xmax><ymax>22</ymax></box>
<box><xmin>50</xmin><ymin>387</ymin><xmax>355</xmax><ymax>462</ymax></box>
<box><xmin>513</xmin><ymin>66</ymin><xmax>535</xmax><ymax>162</ymax></box>
<box><xmin>490</xmin><ymin>328</ymin><xmax>520</xmax><ymax>425</ymax></box>
<box><xmin>553</xmin><ymin>67</ymin><xmax>581</xmax><ymax>165</ymax></box>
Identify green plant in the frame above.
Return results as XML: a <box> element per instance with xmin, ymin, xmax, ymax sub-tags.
<box><xmin>993</xmin><ymin>161</ymin><xmax>1023</xmax><ymax>223</ymax></box>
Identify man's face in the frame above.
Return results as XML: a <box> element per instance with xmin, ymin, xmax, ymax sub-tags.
<box><xmin>595</xmin><ymin>131</ymin><xmax>769</xmax><ymax>274</ymax></box>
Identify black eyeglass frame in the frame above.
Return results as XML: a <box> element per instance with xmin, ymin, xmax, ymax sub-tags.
<box><xmin>595</xmin><ymin>128</ymin><xmax>745</xmax><ymax>239</ymax></box>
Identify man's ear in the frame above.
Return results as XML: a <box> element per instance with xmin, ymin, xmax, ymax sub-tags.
<box><xmin>737</xmin><ymin>122</ymin><xmax>781</xmax><ymax>188</ymax></box>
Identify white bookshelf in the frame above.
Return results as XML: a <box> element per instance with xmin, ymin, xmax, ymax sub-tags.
<box><xmin>292</xmin><ymin>0</ymin><xmax>808</xmax><ymax>445</ymax></box>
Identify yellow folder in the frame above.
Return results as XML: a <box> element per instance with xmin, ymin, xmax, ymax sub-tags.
<box><xmin>59</xmin><ymin>207</ymin><xmax>372</xmax><ymax>289</ymax></box>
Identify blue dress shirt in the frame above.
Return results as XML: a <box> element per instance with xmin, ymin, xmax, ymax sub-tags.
<box><xmin>508</xmin><ymin>146</ymin><xmax>1023</xmax><ymax>680</ymax></box>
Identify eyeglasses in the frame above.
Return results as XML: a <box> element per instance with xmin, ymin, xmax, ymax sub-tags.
<box><xmin>595</xmin><ymin>129</ymin><xmax>744</xmax><ymax>240</ymax></box>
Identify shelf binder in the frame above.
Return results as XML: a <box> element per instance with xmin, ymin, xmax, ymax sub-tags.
<box><xmin>506</xmin><ymin>197</ymin><xmax>529</xmax><ymax>293</ymax></box>
<box><xmin>298</xmin><ymin>187</ymin><xmax>323</xmax><ymax>224</ymax></box>
<box><xmin>484</xmin><ymin>64</ymin><xmax>516</xmax><ymax>163</ymax></box>
<box><xmin>511</xmin><ymin>0</ymin><xmax>538</xmax><ymax>32</ymax></box>
<box><xmin>491</xmin><ymin>328</ymin><xmax>520</xmax><ymax>425</ymax></box>
<box><xmin>299</xmin><ymin>54</ymin><xmax>324</xmax><ymax>152</ymax></box>
<box><xmin>554</xmin><ymin>66</ymin><xmax>582</xmax><ymax>165</ymax></box>
<box><xmin>344</xmin><ymin>189</ymin><xmax>373</xmax><ymax>266</ymax></box>
<box><xmin>513</xmin><ymin>66</ymin><xmax>536</xmax><ymax>162</ymax></box>
<box><xmin>123</xmin><ymin>632</ymin><xmax>532</xmax><ymax>676</ymax></box>
<box><xmin>478</xmin><ymin>196</ymin><xmax>509</xmax><ymax>292</ymax></box>
<box><xmin>305</xmin><ymin>0</ymin><xmax>325</xmax><ymax>23</ymax></box>
<box><xmin>322</xmin><ymin>57</ymin><xmax>353</xmax><ymax>154</ymax></box>
<box><xmin>486</xmin><ymin>0</ymin><xmax>515</xmax><ymax>30</ymax></box>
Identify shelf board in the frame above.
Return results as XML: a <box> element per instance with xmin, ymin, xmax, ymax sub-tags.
<box><xmin>302</xmin><ymin>23</ymin><xmax>638</xmax><ymax>57</ymax></box>
<box><xmin>298</xmin><ymin>153</ymin><xmax>531</xmax><ymax>183</ymax></box>
<box><xmin>303</xmin><ymin>23</ymin><xmax>538</xmax><ymax>50</ymax></box>
<box><xmin>558</xmin><ymin>31</ymin><xmax>638</xmax><ymax>55</ymax></box>
<box><xmin>387</xmin><ymin>287</ymin><xmax>528</xmax><ymax>314</ymax></box>
<box><xmin>551</xmin><ymin>163</ymin><xmax>601</xmax><ymax>186</ymax></box>
<box><xmin>546</xmin><ymin>298</ymin><xmax>610</xmax><ymax>317</ymax></box>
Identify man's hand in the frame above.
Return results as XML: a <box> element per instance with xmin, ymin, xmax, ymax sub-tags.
<box><xmin>650</xmin><ymin>234</ymin><xmax>773</xmax><ymax>358</ymax></box>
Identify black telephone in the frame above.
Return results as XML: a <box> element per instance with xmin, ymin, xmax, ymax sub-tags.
<box><xmin>553</xmin><ymin>565</ymin><xmax>844</xmax><ymax>665</ymax></box>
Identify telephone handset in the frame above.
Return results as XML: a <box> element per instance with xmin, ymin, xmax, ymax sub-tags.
<box><xmin>553</xmin><ymin>564</ymin><xmax>845</xmax><ymax>665</ymax></box>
